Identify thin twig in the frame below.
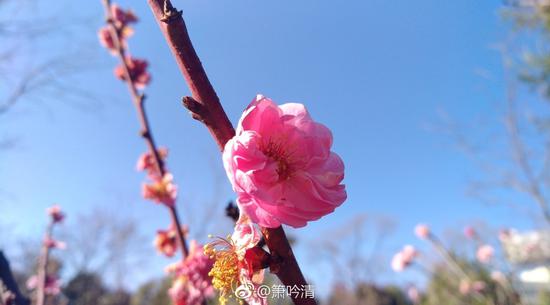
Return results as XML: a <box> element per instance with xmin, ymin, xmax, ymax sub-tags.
<box><xmin>101</xmin><ymin>0</ymin><xmax>189</xmax><ymax>257</ymax></box>
<box><xmin>35</xmin><ymin>221</ymin><xmax>53</xmax><ymax>305</ymax></box>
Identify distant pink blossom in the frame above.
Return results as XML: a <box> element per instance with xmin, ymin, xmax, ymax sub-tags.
<box><xmin>167</xmin><ymin>241</ymin><xmax>214</xmax><ymax>305</ymax></box>
<box><xmin>46</xmin><ymin>205</ymin><xmax>65</xmax><ymax>223</ymax></box>
<box><xmin>491</xmin><ymin>271</ymin><xmax>506</xmax><ymax>285</ymax></box>
<box><xmin>111</xmin><ymin>4</ymin><xmax>138</xmax><ymax>28</ymax></box>
<box><xmin>98</xmin><ymin>27</ymin><xmax>115</xmax><ymax>52</ymax></box>
<box><xmin>136</xmin><ymin>148</ymin><xmax>168</xmax><ymax>178</ymax></box>
<box><xmin>459</xmin><ymin>279</ymin><xmax>486</xmax><ymax>295</ymax></box>
<box><xmin>476</xmin><ymin>244</ymin><xmax>494</xmax><ymax>264</ymax></box>
<box><xmin>223</xmin><ymin>95</ymin><xmax>346</xmax><ymax>228</ymax></box>
<box><xmin>114</xmin><ymin>57</ymin><xmax>151</xmax><ymax>90</ymax></box>
<box><xmin>407</xmin><ymin>286</ymin><xmax>420</xmax><ymax>304</ymax></box>
<box><xmin>154</xmin><ymin>226</ymin><xmax>181</xmax><ymax>257</ymax></box>
<box><xmin>98</xmin><ymin>26</ymin><xmax>133</xmax><ymax>55</ymax></box>
<box><xmin>414</xmin><ymin>224</ymin><xmax>430</xmax><ymax>239</ymax></box>
<box><xmin>391</xmin><ymin>245</ymin><xmax>418</xmax><ymax>272</ymax></box>
<box><xmin>26</xmin><ymin>275</ymin><xmax>61</xmax><ymax>296</ymax></box>
<box><xmin>43</xmin><ymin>237</ymin><xmax>66</xmax><ymax>250</ymax></box>
<box><xmin>142</xmin><ymin>173</ymin><xmax>177</xmax><ymax>206</ymax></box>
<box><xmin>464</xmin><ymin>226</ymin><xmax>477</xmax><ymax>239</ymax></box>
<box><xmin>1</xmin><ymin>289</ymin><xmax>14</xmax><ymax>305</ymax></box>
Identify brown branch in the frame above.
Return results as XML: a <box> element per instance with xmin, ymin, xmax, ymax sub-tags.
<box><xmin>0</xmin><ymin>252</ymin><xmax>30</xmax><ymax>305</ymax></box>
<box><xmin>35</xmin><ymin>221</ymin><xmax>53</xmax><ymax>305</ymax></box>
<box><xmin>101</xmin><ymin>0</ymin><xmax>188</xmax><ymax>257</ymax></box>
<box><xmin>146</xmin><ymin>1</ymin><xmax>316</xmax><ymax>304</ymax></box>
<box><xmin>504</xmin><ymin>78</ymin><xmax>550</xmax><ymax>224</ymax></box>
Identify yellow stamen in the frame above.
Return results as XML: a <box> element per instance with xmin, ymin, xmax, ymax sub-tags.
<box><xmin>204</xmin><ymin>238</ymin><xmax>241</xmax><ymax>305</ymax></box>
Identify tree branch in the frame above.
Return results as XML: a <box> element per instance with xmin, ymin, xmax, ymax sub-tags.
<box><xmin>146</xmin><ymin>1</ymin><xmax>316</xmax><ymax>304</ymax></box>
<box><xmin>101</xmin><ymin>0</ymin><xmax>189</xmax><ymax>257</ymax></box>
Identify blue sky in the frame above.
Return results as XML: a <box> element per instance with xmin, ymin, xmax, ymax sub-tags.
<box><xmin>0</xmin><ymin>0</ymin><xmax>543</xmax><ymax>295</ymax></box>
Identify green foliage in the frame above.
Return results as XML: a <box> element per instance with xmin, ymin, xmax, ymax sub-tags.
<box><xmin>420</xmin><ymin>257</ymin><xmax>519</xmax><ymax>305</ymax></box>
<box><xmin>63</xmin><ymin>271</ymin><xmax>133</xmax><ymax>305</ymax></box>
<box><xmin>64</xmin><ymin>272</ymin><xmax>107</xmax><ymax>305</ymax></box>
<box><xmin>504</xmin><ymin>3</ymin><xmax>550</xmax><ymax>98</ymax></box>
<box><xmin>537</xmin><ymin>290</ymin><xmax>550</xmax><ymax>305</ymax></box>
<box><xmin>131</xmin><ymin>277</ymin><xmax>172</xmax><ymax>305</ymax></box>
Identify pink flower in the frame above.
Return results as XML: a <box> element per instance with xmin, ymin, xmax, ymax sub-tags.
<box><xmin>111</xmin><ymin>4</ymin><xmax>138</xmax><ymax>28</ymax></box>
<box><xmin>491</xmin><ymin>271</ymin><xmax>506</xmax><ymax>285</ymax></box>
<box><xmin>414</xmin><ymin>224</ymin><xmax>430</xmax><ymax>240</ymax></box>
<box><xmin>1</xmin><ymin>289</ymin><xmax>14</xmax><ymax>305</ymax></box>
<box><xmin>223</xmin><ymin>95</ymin><xmax>346</xmax><ymax>228</ymax></box>
<box><xmin>464</xmin><ymin>226</ymin><xmax>477</xmax><ymax>239</ymax></box>
<box><xmin>167</xmin><ymin>241</ymin><xmax>214</xmax><ymax>305</ymax></box>
<box><xmin>46</xmin><ymin>205</ymin><xmax>65</xmax><ymax>223</ymax></box>
<box><xmin>407</xmin><ymin>286</ymin><xmax>420</xmax><ymax>304</ymax></box>
<box><xmin>472</xmin><ymin>281</ymin><xmax>486</xmax><ymax>293</ymax></box>
<box><xmin>391</xmin><ymin>245</ymin><xmax>418</xmax><ymax>272</ymax></box>
<box><xmin>98</xmin><ymin>26</ymin><xmax>133</xmax><ymax>55</ymax></box>
<box><xmin>114</xmin><ymin>57</ymin><xmax>151</xmax><ymax>90</ymax></box>
<box><xmin>137</xmin><ymin>148</ymin><xmax>168</xmax><ymax>179</ymax></box>
<box><xmin>154</xmin><ymin>225</ymin><xmax>187</xmax><ymax>257</ymax></box>
<box><xmin>98</xmin><ymin>27</ymin><xmax>116</xmax><ymax>52</ymax></box>
<box><xmin>205</xmin><ymin>213</ymin><xmax>266</xmax><ymax>305</ymax></box>
<box><xmin>26</xmin><ymin>275</ymin><xmax>61</xmax><ymax>296</ymax></box>
<box><xmin>391</xmin><ymin>252</ymin><xmax>407</xmax><ymax>272</ymax></box>
<box><xmin>43</xmin><ymin>237</ymin><xmax>66</xmax><ymax>250</ymax></box>
<box><xmin>142</xmin><ymin>173</ymin><xmax>177</xmax><ymax>206</ymax></box>
<box><xmin>476</xmin><ymin>244</ymin><xmax>494</xmax><ymax>264</ymax></box>
<box><xmin>153</xmin><ymin>228</ymin><xmax>182</xmax><ymax>257</ymax></box>
<box><xmin>459</xmin><ymin>280</ymin><xmax>486</xmax><ymax>295</ymax></box>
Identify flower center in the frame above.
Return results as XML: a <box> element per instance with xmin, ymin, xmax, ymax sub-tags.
<box><xmin>260</xmin><ymin>139</ymin><xmax>293</xmax><ymax>181</ymax></box>
<box><xmin>204</xmin><ymin>239</ymin><xmax>240</xmax><ymax>305</ymax></box>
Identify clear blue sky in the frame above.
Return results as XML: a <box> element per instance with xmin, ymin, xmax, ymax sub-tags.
<box><xmin>0</xmin><ymin>0</ymin><xmax>540</xmax><ymax>295</ymax></box>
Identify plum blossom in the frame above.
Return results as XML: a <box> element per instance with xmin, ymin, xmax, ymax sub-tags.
<box><xmin>464</xmin><ymin>226</ymin><xmax>477</xmax><ymax>239</ymax></box>
<box><xmin>26</xmin><ymin>275</ymin><xmax>61</xmax><ymax>296</ymax></box>
<box><xmin>98</xmin><ymin>27</ymin><xmax>116</xmax><ymax>52</ymax></box>
<box><xmin>137</xmin><ymin>148</ymin><xmax>168</xmax><ymax>179</ymax></box>
<box><xmin>391</xmin><ymin>245</ymin><xmax>418</xmax><ymax>272</ymax></box>
<box><xmin>1</xmin><ymin>288</ymin><xmax>14</xmax><ymax>305</ymax></box>
<box><xmin>223</xmin><ymin>95</ymin><xmax>346</xmax><ymax>228</ymax></box>
<box><xmin>154</xmin><ymin>225</ymin><xmax>188</xmax><ymax>257</ymax></box>
<box><xmin>43</xmin><ymin>237</ymin><xmax>66</xmax><ymax>250</ymax></box>
<box><xmin>98</xmin><ymin>26</ymin><xmax>133</xmax><ymax>55</ymax></box>
<box><xmin>491</xmin><ymin>271</ymin><xmax>507</xmax><ymax>285</ymax></box>
<box><xmin>114</xmin><ymin>57</ymin><xmax>151</xmax><ymax>89</ymax></box>
<box><xmin>46</xmin><ymin>205</ymin><xmax>65</xmax><ymax>223</ymax></box>
<box><xmin>407</xmin><ymin>286</ymin><xmax>420</xmax><ymax>304</ymax></box>
<box><xmin>205</xmin><ymin>214</ymin><xmax>266</xmax><ymax>305</ymax></box>
<box><xmin>459</xmin><ymin>279</ymin><xmax>486</xmax><ymax>295</ymax></box>
<box><xmin>414</xmin><ymin>224</ymin><xmax>430</xmax><ymax>240</ymax></box>
<box><xmin>476</xmin><ymin>244</ymin><xmax>494</xmax><ymax>264</ymax></box>
<box><xmin>142</xmin><ymin>173</ymin><xmax>178</xmax><ymax>206</ymax></box>
<box><xmin>166</xmin><ymin>241</ymin><xmax>214</xmax><ymax>305</ymax></box>
<box><xmin>110</xmin><ymin>4</ymin><xmax>138</xmax><ymax>28</ymax></box>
